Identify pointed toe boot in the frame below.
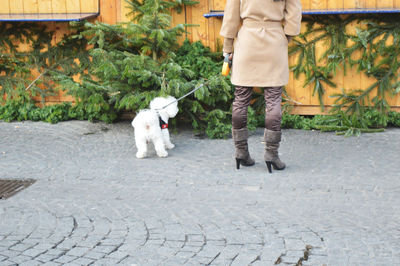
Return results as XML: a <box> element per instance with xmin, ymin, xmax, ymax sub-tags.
<box><xmin>232</xmin><ymin>128</ymin><xmax>255</xmax><ymax>169</ymax></box>
<box><xmin>264</xmin><ymin>129</ymin><xmax>286</xmax><ymax>173</ymax></box>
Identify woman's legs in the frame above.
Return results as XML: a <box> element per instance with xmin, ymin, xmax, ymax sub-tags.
<box><xmin>264</xmin><ymin>86</ymin><xmax>282</xmax><ymax>131</ymax></box>
<box><xmin>231</xmin><ymin>86</ymin><xmax>255</xmax><ymax>169</ymax></box>
<box><xmin>232</xmin><ymin>86</ymin><xmax>253</xmax><ymax>129</ymax></box>
<box><xmin>263</xmin><ymin>87</ymin><xmax>285</xmax><ymax>173</ymax></box>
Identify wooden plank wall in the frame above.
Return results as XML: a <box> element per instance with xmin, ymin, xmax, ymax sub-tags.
<box><xmin>0</xmin><ymin>0</ymin><xmax>120</xmax><ymax>104</ymax></box>
<box><xmin>166</xmin><ymin>0</ymin><xmax>400</xmax><ymax>114</ymax></box>
<box><xmin>2</xmin><ymin>0</ymin><xmax>400</xmax><ymax>112</ymax></box>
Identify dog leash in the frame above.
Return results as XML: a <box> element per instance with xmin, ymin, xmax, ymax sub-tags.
<box><xmin>155</xmin><ymin>83</ymin><xmax>206</xmax><ymax>110</ymax></box>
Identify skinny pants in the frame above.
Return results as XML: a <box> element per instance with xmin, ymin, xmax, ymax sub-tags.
<box><xmin>232</xmin><ymin>86</ymin><xmax>282</xmax><ymax>131</ymax></box>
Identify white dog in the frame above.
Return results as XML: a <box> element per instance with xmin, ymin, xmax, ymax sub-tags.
<box><xmin>132</xmin><ymin>96</ymin><xmax>178</xmax><ymax>158</ymax></box>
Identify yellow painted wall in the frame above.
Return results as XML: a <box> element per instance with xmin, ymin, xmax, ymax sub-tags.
<box><xmin>1</xmin><ymin>0</ymin><xmax>400</xmax><ymax>112</ymax></box>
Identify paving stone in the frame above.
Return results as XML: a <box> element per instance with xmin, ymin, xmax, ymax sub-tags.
<box><xmin>18</xmin><ymin>260</ymin><xmax>42</xmax><ymax>266</ymax></box>
<box><xmin>9</xmin><ymin>243</ymin><xmax>32</xmax><ymax>252</ymax></box>
<box><xmin>251</xmin><ymin>259</ymin><xmax>276</xmax><ymax>265</ymax></box>
<box><xmin>0</xmin><ymin>260</ymin><xmax>18</xmax><ymax>266</ymax></box>
<box><xmin>175</xmin><ymin>251</ymin><xmax>196</xmax><ymax>260</ymax></box>
<box><xmin>164</xmin><ymin>241</ymin><xmax>185</xmax><ymax>248</ymax></box>
<box><xmin>281</xmin><ymin>250</ymin><xmax>305</xmax><ymax>264</ymax></box>
<box><xmin>118</xmin><ymin>255</ymin><xmax>143</xmax><ymax>265</ymax></box>
<box><xmin>195</xmin><ymin>245</ymin><xmax>221</xmax><ymax>258</ymax></box>
<box><xmin>90</xmin><ymin>257</ymin><xmax>120</xmax><ymax>265</ymax></box>
<box><xmin>106</xmin><ymin>251</ymin><xmax>129</xmax><ymax>262</ymax></box>
<box><xmin>0</xmin><ymin>254</ymin><xmax>8</xmax><ymax>261</ymax></box>
<box><xmin>0</xmin><ymin>122</ymin><xmax>399</xmax><ymax>265</ymax></box>
<box><xmin>180</xmin><ymin>245</ymin><xmax>202</xmax><ymax>253</ymax></box>
<box><xmin>8</xmin><ymin>255</ymin><xmax>32</xmax><ymax>264</ymax></box>
<box><xmin>44</xmin><ymin>248</ymin><xmax>66</xmax><ymax>257</ymax></box>
<box><xmin>83</xmin><ymin>251</ymin><xmax>106</xmax><ymax>260</ymax></box>
<box><xmin>53</xmin><ymin>255</ymin><xmax>78</xmax><ymax>264</ymax></box>
<box><xmin>35</xmin><ymin>254</ymin><xmax>59</xmax><ymax>263</ymax></box>
<box><xmin>68</xmin><ymin>257</ymin><xmax>95</xmax><ymax>266</ymax></box>
<box><xmin>285</xmin><ymin>238</ymin><xmax>306</xmax><ymax>251</ymax></box>
<box><xmin>41</xmin><ymin>262</ymin><xmax>62</xmax><ymax>266</ymax></box>
<box><xmin>66</xmin><ymin>247</ymin><xmax>91</xmax><ymax>257</ymax></box>
<box><xmin>22</xmin><ymin>248</ymin><xmax>47</xmax><ymax>258</ymax></box>
<box><xmin>230</xmin><ymin>252</ymin><xmax>259</xmax><ymax>266</ymax></box>
<box><xmin>99</xmin><ymin>238</ymin><xmax>123</xmax><ymax>246</ymax></box>
<box><xmin>161</xmin><ymin>257</ymin><xmax>188</xmax><ymax>265</ymax></box>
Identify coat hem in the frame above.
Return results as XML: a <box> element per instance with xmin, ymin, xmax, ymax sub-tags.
<box><xmin>231</xmin><ymin>80</ymin><xmax>288</xmax><ymax>87</ymax></box>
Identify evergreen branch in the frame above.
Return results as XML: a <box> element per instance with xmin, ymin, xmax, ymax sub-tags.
<box><xmin>25</xmin><ymin>70</ymin><xmax>48</xmax><ymax>91</ymax></box>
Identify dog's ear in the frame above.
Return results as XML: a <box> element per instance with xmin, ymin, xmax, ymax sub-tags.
<box><xmin>150</xmin><ymin>97</ymin><xmax>165</xmax><ymax>110</ymax></box>
<box><xmin>164</xmin><ymin>96</ymin><xmax>179</xmax><ymax>118</ymax></box>
<box><xmin>166</xmin><ymin>96</ymin><xmax>177</xmax><ymax>102</ymax></box>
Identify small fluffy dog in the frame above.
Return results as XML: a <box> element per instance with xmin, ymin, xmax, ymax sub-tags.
<box><xmin>132</xmin><ymin>96</ymin><xmax>178</xmax><ymax>158</ymax></box>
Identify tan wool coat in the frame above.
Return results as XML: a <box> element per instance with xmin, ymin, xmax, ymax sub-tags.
<box><xmin>220</xmin><ymin>0</ymin><xmax>302</xmax><ymax>87</ymax></box>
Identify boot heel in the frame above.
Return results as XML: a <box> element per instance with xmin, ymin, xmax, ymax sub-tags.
<box><xmin>236</xmin><ymin>158</ymin><xmax>241</xmax><ymax>170</ymax></box>
<box><xmin>265</xmin><ymin>161</ymin><xmax>272</xmax><ymax>173</ymax></box>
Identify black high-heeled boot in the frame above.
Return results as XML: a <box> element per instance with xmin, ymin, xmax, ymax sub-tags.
<box><xmin>264</xmin><ymin>129</ymin><xmax>286</xmax><ymax>173</ymax></box>
<box><xmin>232</xmin><ymin>128</ymin><xmax>255</xmax><ymax>169</ymax></box>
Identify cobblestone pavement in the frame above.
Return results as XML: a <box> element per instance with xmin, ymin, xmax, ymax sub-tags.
<box><xmin>0</xmin><ymin>120</ymin><xmax>399</xmax><ymax>266</ymax></box>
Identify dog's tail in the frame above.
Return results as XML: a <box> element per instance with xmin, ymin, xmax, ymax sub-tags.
<box><xmin>131</xmin><ymin>117</ymin><xmax>151</xmax><ymax>131</ymax></box>
<box><xmin>144</xmin><ymin>122</ymin><xmax>151</xmax><ymax>131</ymax></box>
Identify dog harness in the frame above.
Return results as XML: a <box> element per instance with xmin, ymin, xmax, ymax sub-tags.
<box><xmin>159</xmin><ymin>116</ymin><xmax>168</xmax><ymax>129</ymax></box>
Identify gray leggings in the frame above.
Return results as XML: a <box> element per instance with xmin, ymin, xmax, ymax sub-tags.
<box><xmin>232</xmin><ymin>86</ymin><xmax>282</xmax><ymax>131</ymax></box>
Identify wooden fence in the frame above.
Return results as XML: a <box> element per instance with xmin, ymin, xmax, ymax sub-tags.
<box><xmin>1</xmin><ymin>0</ymin><xmax>400</xmax><ymax>113</ymax></box>
<box><xmin>167</xmin><ymin>0</ymin><xmax>400</xmax><ymax>114</ymax></box>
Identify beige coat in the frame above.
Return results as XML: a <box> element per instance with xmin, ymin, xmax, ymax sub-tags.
<box><xmin>220</xmin><ymin>0</ymin><xmax>302</xmax><ymax>87</ymax></box>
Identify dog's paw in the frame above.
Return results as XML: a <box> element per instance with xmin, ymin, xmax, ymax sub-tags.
<box><xmin>165</xmin><ymin>143</ymin><xmax>175</xmax><ymax>150</ymax></box>
<box><xmin>136</xmin><ymin>151</ymin><xmax>147</xmax><ymax>159</ymax></box>
<box><xmin>157</xmin><ymin>150</ymin><xmax>168</xmax><ymax>158</ymax></box>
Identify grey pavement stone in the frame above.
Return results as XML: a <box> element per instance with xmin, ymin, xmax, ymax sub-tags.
<box><xmin>105</xmin><ymin>250</ymin><xmax>129</xmax><ymax>261</ymax></box>
<box><xmin>230</xmin><ymin>252</ymin><xmax>259</xmax><ymax>266</ymax></box>
<box><xmin>18</xmin><ymin>260</ymin><xmax>42</xmax><ymax>266</ymax></box>
<box><xmin>0</xmin><ymin>250</ymin><xmax>21</xmax><ymax>259</ymax></box>
<box><xmin>41</xmin><ymin>262</ymin><xmax>62</xmax><ymax>266</ymax></box>
<box><xmin>66</xmin><ymin>247</ymin><xmax>91</xmax><ymax>257</ymax></box>
<box><xmin>44</xmin><ymin>248</ymin><xmax>66</xmax><ymax>257</ymax></box>
<box><xmin>35</xmin><ymin>254</ymin><xmax>59</xmax><ymax>263</ymax></box>
<box><xmin>281</xmin><ymin>250</ymin><xmax>304</xmax><ymax>264</ymax></box>
<box><xmin>68</xmin><ymin>257</ymin><xmax>95</xmax><ymax>266</ymax></box>
<box><xmin>99</xmin><ymin>238</ymin><xmax>123</xmax><ymax>246</ymax></box>
<box><xmin>53</xmin><ymin>255</ymin><xmax>79</xmax><ymax>264</ymax></box>
<box><xmin>90</xmin><ymin>257</ymin><xmax>120</xmax><ymax>265</ymax></box>
<box><xmin>22</xmin><ymin>248</ymin><xmax>47</xmax><ymax>258</ymax></box>
<box><xmin>0</xmin><ymin>260</ymin><xmax>18</xmax><ymax>266</ymax></box>
<box><xmin>163</xmin><ymin>240</ymin><xmax>185</xmax><ymax>248</ymax></box>
<box><xmin>0</xmin><ymin>121</ymin><xmax>399</xmax><ymax>265</ymax></box>
<box><xmin>92</xmin><ymin>244</ymin><xmax>117</xmax><ymax>254</ymax></box>
<box><xmin>83</xmin><ymin>251</ymin><xmax>106</xmax><ymax>260</ymax></box>
<box><xmin>0</xmin><ymin>254</ymin><xmax>7</xmax><ymax>261</ymax></box>
<box><xmin>180</xmin><ymin>245</ymin><xmax>202</xmax><ymax>253</ymax></box>
<box><xmin>195</xmin><ymin>245</ymin><xmax>221</xmax><ymax>258</ymax></box>
<box><xmin>8</xmin><ymin>255</ymin><xmax>32</xmax><ymax>264</ymax></box>
<box><xmin>9</xmin><ymin>243</ymin><xmax>32</xmax><ymax>252</ymax></box>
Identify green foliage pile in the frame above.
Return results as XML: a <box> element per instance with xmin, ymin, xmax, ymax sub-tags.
<box><xmin>0</xmin><ymin>0</ymin><xmax>234</xmax><ymax>137</ymax></box>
